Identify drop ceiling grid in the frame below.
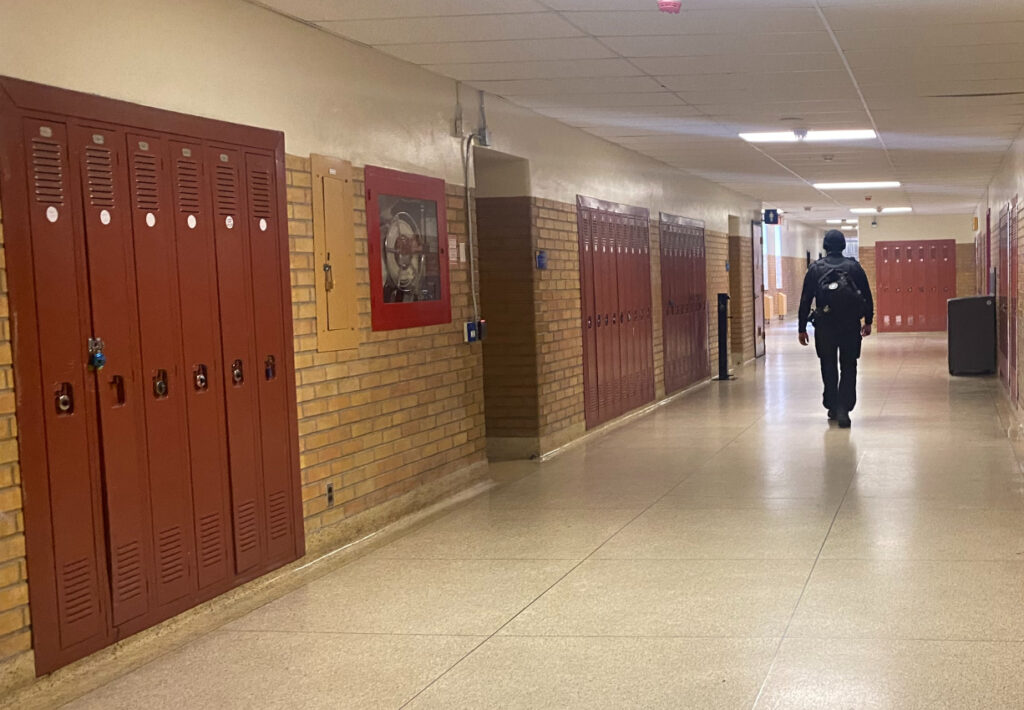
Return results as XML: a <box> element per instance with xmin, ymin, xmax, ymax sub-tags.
<box><xmin>254</xmin><ymin>0</ymin><xmax>1024</xmax><ymax>220</ymax></box>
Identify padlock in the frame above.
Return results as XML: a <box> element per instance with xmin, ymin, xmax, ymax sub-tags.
<box><xmin>231</xmin><ymin>359</ymin><xmax>244</xmax><ymax>384</ymax></box>
<box><xmin>89</xmin><ymin>351</ymin><xmax>107</xmax><ymax>371</ymax></box>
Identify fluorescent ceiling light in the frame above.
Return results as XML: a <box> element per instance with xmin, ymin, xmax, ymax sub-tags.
<box><xmin>842</xmin><ymin>225</ymin><xmax>858</xmax><ymax>230</ymax></box>
<box><xmin>826</xmin><ymin>219</ymin><xmax>843</xmax><ymax>224</ymax></box>
<box><xmin>814</xmin><ymin>181</ymin><xmax>901</xmax><ymax>190</ymax></box>
<box><xmin>850</xmin><ymin>207</ymin><xmax>914</xmax><ymax>214</ymax></box>
<box><xmin>845</xmin><ymin>219</ymin><xmax>858</xmax><ymax>224</ymax></box>
<box><xmin>739</xmin><ymin>129</ymin><xmax>876</xmax><ymax>143</ymax></box>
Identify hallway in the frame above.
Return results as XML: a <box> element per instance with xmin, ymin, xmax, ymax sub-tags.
<box><xmin>54</xmin><ymin>327</ymin><xmax>1024</xmax><ymax>709</ymax></box>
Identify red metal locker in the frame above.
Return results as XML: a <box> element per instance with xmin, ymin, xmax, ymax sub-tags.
<box><xmin>168</xmin><ymin>140</ymin><xmax>235</xmax><ymax>590</ymax></box>
<box><xmin>578</xmin><ymin>210</ymin><xmax>599</xmax><ymax>429</ymax></box>
<box><xmin>5</xmin><ymin>116</ymin><xmax>112</xmax><ymax>668</ymax></box>
<box><xmin>207</xmin><ymin>145</ymin><xmax>267</xmax><ymax>573</ymax></box>
<box><xmin>940</xmin><ymin>240</ymin><xmax>956</xmax><ymax>327</ymax></box>
<box><xmin>876</xmin><ymin>244</ymin><xmax>890</xmax><ymax>332</ymax></box>
<box><xmin>926</xmin><ymin>243</ymin><xmax>940</xmax><ymax>330</ymax></box>
<box><xmin>912</xmin><ymin>244</ymin><xmax>926</xmax><ymax>330</ymax></box>
<box><xmin>70</xmin><ymin>122</ymin><xmax>156</xmax><ymax>626</ymax></box>
<box><xmin>615</xmin><ymin>217</ymin><xmax>632</xmax><ymax>413</ymax></box>
<box><xmin>640</xmin><ymin>219</ymin><xmax>654</xmax><ymax>403</ymax></box>
<box><xmin>244</xmin><ymin>152</ymin><xmax>300</xmax><ymax>561</ymax></box>
<box><xmin>126</xmin><ymin>133</ymin><xmax>198</xmax><ymax>608</ymax></box>
<box><xmin>999</xmin><ymin>208</ymin><xmax>1009</xmax><ymax>382</ymax></box>
<box><xmin>1009</xmin><ymin>199</ymin><xmax>1018</xmax><ymax>399</ymax></box>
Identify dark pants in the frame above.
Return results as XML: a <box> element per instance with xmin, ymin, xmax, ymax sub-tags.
<box><xmin>815</xmin><ymin>326</ymin><xmax>862</xmax><ymax>412</ymax></box>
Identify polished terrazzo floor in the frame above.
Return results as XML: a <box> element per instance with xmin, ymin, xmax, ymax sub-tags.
<box><xmin>63</xmin><ymin>325</ymin><xmax>1024</xmax><ymax>709</ymax></box>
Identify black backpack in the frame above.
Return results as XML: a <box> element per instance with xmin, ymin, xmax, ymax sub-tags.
<box><xmin>815</xmin><ymin>265</ymin><xmax>865</xmax><ymax>321</ymax></box>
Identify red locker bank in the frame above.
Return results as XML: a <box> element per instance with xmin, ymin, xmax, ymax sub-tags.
<box><xmin>0</xmin><ymin>77</ymin><xmax>304</xmax><ymax>674</ymax></box>
<box><xmin>577</xmin><ymin>196</ymin><xmax>655</xmax><ymax>429</ymax></box>
<box><xmin>660</xmin><ymin>213</ymin><xmax>709</xmax><ymax>395</ymax></box>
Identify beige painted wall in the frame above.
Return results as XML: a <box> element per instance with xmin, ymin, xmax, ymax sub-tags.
<box><xmin>0</xmin><ymin>0</ymin><xmax>759</xmax><ymax>232</ymax></box>
<box><xmin>856</xmin><ymin>214</ymin><xmax>975</xmax><ymax>246</ymax></box>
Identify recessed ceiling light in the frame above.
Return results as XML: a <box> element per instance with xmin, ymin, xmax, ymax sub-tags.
<box><xmin>814</xmin><ymin>181</ymin><xmax>901</xmax><ymax>190</ymax></box>
<box><xmin>739</xmin><ymin>129</ymin><xmax>876</xmax><ymax>143</ymax></box>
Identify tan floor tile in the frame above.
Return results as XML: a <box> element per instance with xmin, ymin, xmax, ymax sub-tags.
<box><xmin>63</xmin><ymin>631</ymin><xmax>480</xmax><ymax>710</ymax></box>
<box><xmin>226</xmin><ymin>557</ymin><xmax>574</xmax><ymax>636</ymax></box>
<box><xmin>754</xmin><ymin>638</ymin><xmax>1024</xmax><ymax>710</ymax></box>
<box><xmin>370</xmin><ymin>503</ymin><xmax>640</xmax><ymax>559</ymax></box>
<box><xmin>822</xmin><ymin>498</ymin><xmax>1024</xmax><ymax>559</ymax></box>
<box><xmin>502</xmin><ymin>559</ymin><xmax>812</xmax><ymax>638</ymax></box>
<box><xmin>594</xmin><ymin>501</ymin><xmax>835</xmax><ymax>560</ymax></box>
<box><xmin>789</xmin><ymin>559</ymin><xmax>1024</xmax><ymax>640</ymax></box>
<box><xmin>408</xmin><ymin>636</ymin><xmax>779</xmax><ymax>710</ymax></box>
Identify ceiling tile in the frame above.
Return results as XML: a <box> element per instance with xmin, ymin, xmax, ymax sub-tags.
<box><xmin>381</xmin><ymin>37</ymin><xmax>614</xmax><ymax>64</ymax></box>
<box><xmin>601</xmin><ymin>32</ymin><xmax>835</xmax><ymax>57</ymax></box>
<box><xmin>467</xmin><ymin>76</ymin><xmax>664</xmax><ymax>96</ymax></box>
<box><xmin>565</xmin><ymin>8</ymin><xmax>823</xmax><ymax>35</ymax></box>
<box><xmin>423</xmin><ymin>58</ymin><xmax>640</xmax><ymax>81</ymax></box>
<box><xmin>318</xmin><ymin>14</ymin><xmax>580</xmax><ymax>45</ymax></box>
<box><xmin>258</xmin><ymin>0</ymin><xmax>547</xmax><ymax>21</ymax></box>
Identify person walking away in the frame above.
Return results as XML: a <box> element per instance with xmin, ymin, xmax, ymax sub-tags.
<box><xmin>797</xmin><ymin>229</ymin><xmax>874</xmax><ymax>428</ymax></box>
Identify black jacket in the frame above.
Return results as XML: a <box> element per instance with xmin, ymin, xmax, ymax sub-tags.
<box><xmin>798</xmin><ymin>254</ymin><xmax>874</xmax><ymax>334</ymax></box>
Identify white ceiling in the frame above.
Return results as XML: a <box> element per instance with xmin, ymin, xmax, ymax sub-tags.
<box><xmin>255</xmin><ymin>0</ymin><xmax>1024</xmax><ymax>223</ymax></box>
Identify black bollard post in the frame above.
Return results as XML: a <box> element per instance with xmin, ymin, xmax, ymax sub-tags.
<box><xmin>715</xmin><ymin>293</ymin><xmax>734</xmax><ymax>381</ymax></box>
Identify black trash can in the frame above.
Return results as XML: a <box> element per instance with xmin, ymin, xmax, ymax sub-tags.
<box><xmin>948</xmin><ymin>296</ymin><xmax>996</xmax><ymax>375</ymax></box>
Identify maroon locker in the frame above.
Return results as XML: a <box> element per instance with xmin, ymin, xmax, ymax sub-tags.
<box><xmin>169</xmin><ymin>140</ymin><xmax>235</xmax><ymax>590</ymax></box>
<box><xmin>912</xmin><ymin>243</ymin><xmax>926</xmax><ymax>330</ymax></box>
<box><xmin>999</xmin><ymin>207</ymin><xmax>1009</xmax><ymax>381</ymax></box>
<box><xmin>7</xmin><ymin>116</ymin><xmax>112</xmax><ymax>666</ymax></box>
<box><xmin>614</xmin><ymin>217</ymin><xmax>631</xmax><ymax>413</ymax></box>
<box><xmin>876</xmin><ymin>243</ymin><xmax>891</xmax><ymax>331</ymax></box>
<box><xmin>640</xmin><ymin>220</ymin><xmax>654</xmax><ymax>403</ymax></box>
<box><xmin>601</xmin><ymin>215</ymin><xmax>621</xmax><ymax>420</ymax></box>
<box><xmin>1009</xmin><ymin>200</ymin><xmax>1018</xmax><ymax>400</ymax></box>
<box><xmin>126</xmin><ymin>133</ymin><xmax>198</xmax><ymax>608</ymax></box>
<box><xmin>244</xmin><ymin>152</ymin><xmax>299</xmax><ymax>561</ymax></box>
<box><xmin>926</xmin><ymin>243</ymin><xmax>941</xmax><ymax>330</ymax></box>
<box><xmin>660</xmin><ymin>216</ymin><xmax>708</xmax><ymax>394</ymax></box>
<box><xmin>207</xmin><ymin>145</ymin><xmax>267</xmax><ymax>573</ymax></box>
<box><xmin>578</xmin><ymin>211</ymin><xmax>599</xmax><ymax>429</ymax></box>
<box><xmin>939</xmin><ymin>240</ymin><xmax>956</xmax><ymax>321</ymax></box>
<box><xmin>70</xmin><ymin>122</ymin><xmax>156</xmax><ymax>626</ymax></box>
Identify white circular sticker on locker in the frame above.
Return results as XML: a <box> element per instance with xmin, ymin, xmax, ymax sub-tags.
<box><xmin>100</xmin><ymin>209</ymin><xmax>111</xmax><ymax>225</ymax></box>
<box><xmin>146</xmin><ymin>212</ymin><xmax>156</xmax><ymax>228</ymax></box>
<box><xmin>45</xmin><ymin>206</ymin><xmax>59</xmax><ymax>223</ymax></box>
<box><xmin>259</xmin><ymin>218</ymin><xmax>268</xmax><ymax>232</ymax></box>
<box><xmin>226</xmin><ymin>216</ymin><xmax>234</xmax><ymax>229</ymax></box>
<box><xmin>187</xmin><ymin>215</ymin><xmax>197</xmax><ymax>230</ymax></box>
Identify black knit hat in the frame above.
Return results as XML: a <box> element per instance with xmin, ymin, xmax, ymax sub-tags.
<box><xmin>823</xmin><ymin>229</ymin><xmax>846</xmax><ymax>254</ymax></box>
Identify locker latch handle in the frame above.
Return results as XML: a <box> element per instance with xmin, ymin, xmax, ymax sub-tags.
<box><xmin>153</xmin><ymin>370</ymin><xmax>169</xmax><ymax>398</ymax></box>
<box><xmin>194</xmin><ymin>364</ymin><xmax>208</xmax><ymax>391</ymax></box>
<box><xmin>232</xmin><ymin>359</ymin><xmax>244</xmax><ymax>385</ymax></box>
<box><xmin>264</xmin><ymin>355</ymin><xmax>276</xmax><ymax>381</ymax></box>
<box><xmin>55</xmin><ymin>383</ymin><xmax>74</xmax><ymax>415</ymax></box>
<box><xmin>587</xmin><ymin>316</ymin><xmax>592</xmax><ymax>328</ymax></box>
<box><xmin>111</xmin><ymin>375</ymin><xmax>126</xmax><ymax>407</ymax></box>
<box><xmin>323</xmin><ymin>262</ymin><xmax>334</xmax><ymax>292</ymax></box>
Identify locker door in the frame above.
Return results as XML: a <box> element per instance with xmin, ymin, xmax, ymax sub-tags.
<box><xmin>602</xmin><ymin>216</ymin><xmax>621</xmax><ymax>422</ymax></box>
<box><xmin>168</xmin><ymin>140</ymin><xmax>234</xmax><ymax>590</ymax></box>
<box><xmin>999</xmin><ymin>208</ymin><xmax>1010</xmax><ymax>379</ymax></box>
<box><xmin>917</xmin><ymin>244</ymin><xmax>933</xmax><ymax>331</ymax></box>
<box><xmin>207</xmin><ymin>146</ymin><xmax>266</xmax><ymax>573</ymax></box>
<box><xmin>70</xmin><ymin>122</ymin><xmax>155</xmax><ymax>625</ymax></box>
<box><xmin>894</xmin><ymin>244</ymin><xmax>907</xmax><ymax>332</ymax></box>
<box><xmin>578</xmin><ymin>210</ymin><xmax>599</xmax><ymax>429</ymax></box>
<box><xmin>1009</xmin><ymin>202</ymin><xmax>1018</xmax><ymax>400</ymax></box>
<box><xmin>593</xmin><ymin>211</ymin><xmax>610</xmax><ymax>424</ymax></box>
<box><xmin>876</xmin><ymin>244</ymin><xmax>890</xmax><ymax>332</ymax></box>
<box><xmin>696</xmin><ymin>229</ymin><xmax>704</xmax><ymax>379</ymax></box>
<box><xmin>640</xmin><ymin>221</ymin><xmax>654</xmax><ymax>403</ymax></box>
<box><xmin>244</xmin><ymin>153</ymin><xmax>299</xmax><ymax>561</ymax></box>
<box><xmin>615</xmin><ymin>218</ymin><xmax>632</xmax><ymax>412</ymax></box>
<box><xmin>926</xmin><ymin>243</ymin><xmax>941</xmax><ymax>331</ymax></box>
<box><xmin>940</xmin><ymin>241</ymin><xmax>956</xmax><ymax>328</ymax></box>
<box><xmin>126</xmin><ymin>133</ymin><xmax>198</xmax><ymax>608</ymax></box>
<box><xmin>661</xmin><ymin>224</ymin><xmax>678</xmax><ymax>394</ymax></box>
<box><xmin>14</xmin><ymin>117</ymin><xmax>111</xmax><ymax>662</ymax></box>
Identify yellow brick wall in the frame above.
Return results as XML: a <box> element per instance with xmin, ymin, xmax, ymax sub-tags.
<box><xmin>705</xmin><ymin>230</ymin><xmax>730</xmax><ymax>373</ymax></box>
<box><xmin>532</xmin><ymin>199</ymin><xmax>586</xmax><ymax>449</ymax></box>
<box><xmin>0</xmin><ymin>200</ymin><xmax>30</xmax><ymax>673</ymax></box>
<box><xmin>285</xmin><ymin>156</ymin><xmax>486</xmax><ymax>534</ymax></box>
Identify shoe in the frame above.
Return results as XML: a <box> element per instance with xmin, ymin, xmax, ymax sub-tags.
<box><xmin>827</xmin><ymin>409</ymin><xmax>836</xmax><ymax>421</ymax></box>
<box><xmin>837</xmin><ymin>410</ymin><xmax>851</xmax><ymax>428</ymax></box>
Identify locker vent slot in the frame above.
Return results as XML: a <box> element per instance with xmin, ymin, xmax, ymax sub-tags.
<box><xmin>113</xmin><ymin>541</ymin><xmax>144</xmax><ymax>603</ymax></box>
<box><xmin>214</xmin><ymin>164</ymin><xmax>239</xmax><ymax>216</ymax></box>
<box><xmin>198</xmin><ymin>512</ymin><xmax>225</xmax><ymax>569</ymax></box>
<box><xmin>157</xmin><ymin>526</ymin><xmax>186</xmax><ymax>584</ymax></box>
<box><xmin>59</xmin><ymin>558</ymin><xmax>97</xmax><ymax>624</ymax></box>
<box><xmin>268</xmin><ymin>491</ymin><xmax>290</xmax><ymax>540</ymax></box>
<box><xmin>132</xmin><ymin>152</ymin><xmax>160</xmax><ymax>211</ymax></box>
<box><xmin>248</xmin><ymin>168</ymin><xmax>272</xmax><ymax>218</ymax></box>
<box><xmin>236</xmin><ymin>500</ymin><xmax>259</xmax><ymax>553</ymax></box>
<box><xmin>175</xmin><ymin>159</ymin><xmax>201</xmax><ymax>214</ymax></box>
<box><xmin>31</xmin><ymin>139</ymin><xmax>64</xmax><ymax>205</ymax></box>
<box><xmin>85</xmin><ymin>147</ymin><xmax>116</xmax><ymax>208</ymax></box>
